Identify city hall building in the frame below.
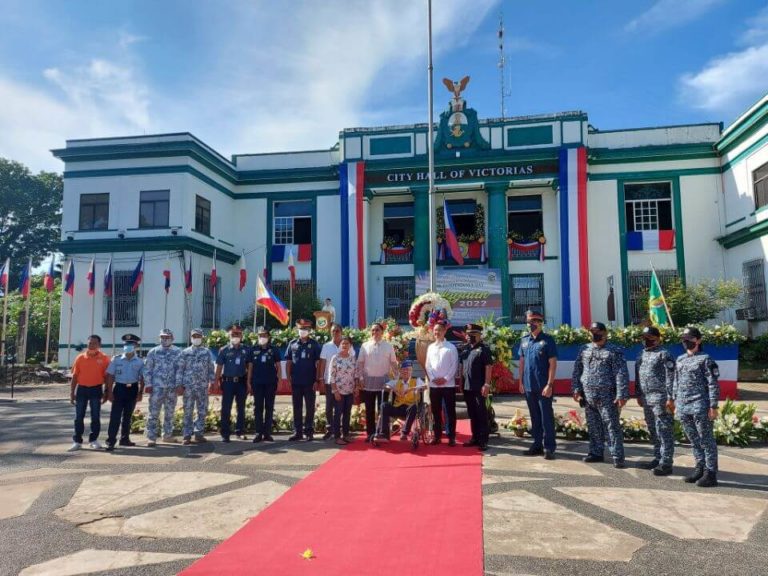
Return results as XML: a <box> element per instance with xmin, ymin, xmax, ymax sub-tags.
<box><xmin>53</xmin><ymin>87</ymin><xmax>768</xmax><ymax>363</ymax></box>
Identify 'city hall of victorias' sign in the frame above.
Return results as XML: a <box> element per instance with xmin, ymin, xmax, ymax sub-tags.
<box><xmin>366</xmin><ymin>161</ymin><xmax>558</xmax><ymax>185</ymax></box>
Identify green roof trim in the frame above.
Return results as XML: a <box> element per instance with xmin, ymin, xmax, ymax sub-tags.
<box><xmin>589</xmin><ymin>144</ymin><xmax>717</xmax><ymax>165</ymax></box>
<box><xmin>716</xmin><ymin>100</ymin><xmax>768</xmax><ymax>156</ymax></box>
<box><xmin>717</xmin><ymin>218</ymin><xmax>768</xmax><ymax>249</ymax></box>
<box><xmin>58</xmin><ymin>235</ymin><xmax>240</xmax><ymax>264</ymax></box>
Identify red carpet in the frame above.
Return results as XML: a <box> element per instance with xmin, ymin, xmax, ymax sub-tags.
<box><xmin>181</xmin><ymin>420</ymin><xmax>483</xmax><ymax>576</ymax></box>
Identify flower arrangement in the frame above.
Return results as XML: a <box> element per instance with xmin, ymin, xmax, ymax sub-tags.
<box><xmin>555</xmin><ymin>410</ymin><xmax>589</xmax><ymax>440</ymax></box>
<box><xmin>620</xmin><ymin>416</ymin><xmax>650</xmax><ymax>441</ymax></box>
<box><xmin>506</xmin><ymin>408</ymin><xmax>529</xmax><ymax>437</ymax></box>
<box><xmin>490</xmin><ymin>361</ymin><xmax>515</xmax><ymax>393</ymax></box>
<box><xmin>712</xmin><ymin>399</ymin><xmax>756</xmax><ymax>447</ymax></box>
<box><xmin>408</xmin><ymin>292</ymin><xmax>453</xmax><ymax>335</ymax></box>
<box><xmin>436</xmin><ymin>202</ymin><xmax>485</xmax><ymax>243</ymax></box>
<box><xmin>752</xmin><ymin>414</ymin><xmax>768</xmax><ymax>443</ymax></box>
<box><xmin>382</xmin><ymin>317</ymin><xmax>413</xmax><ymax>362</ymax></box>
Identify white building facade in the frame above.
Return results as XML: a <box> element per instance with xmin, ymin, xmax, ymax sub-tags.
<box><xmin>52</xmin><ymin>92</ymin><xmax>768</xmax><ymax>365</ymax></box>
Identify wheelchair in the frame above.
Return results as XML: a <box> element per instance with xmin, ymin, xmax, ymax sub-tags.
<box><xmin>371</xmin><ymin>384</ymin><xmax>433</xmax><ymax>450</ymax></box>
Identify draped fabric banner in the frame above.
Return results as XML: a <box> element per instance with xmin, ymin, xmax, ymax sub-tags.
<box><xmin>339</xmin><ymin>161</ymin><xmax>367</xmax><ymax>328</ymax></box>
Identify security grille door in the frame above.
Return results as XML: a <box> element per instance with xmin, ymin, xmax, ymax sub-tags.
<box><xmin>103</xmin><ymin>271</ymin><xmax>139</xmax><ymax>327</ymax></box>
<box><xmin>627</xmin><ymin>269</ymin><xmax>678</xmax><ymax>325</ymax></box>
<box><xmin>743</xmin><ymin>259</ymin><xmax>768</xmax><ymax>320</ymax></box>
<box><xmin>384</xmin><ymin>277</ymin><xmax>414</xmax><ymax>324</ymax></box>
<box><xmin>510</xmin><ymin>274</ymin><xmax>544</xmax><ymax>324</ymax></box>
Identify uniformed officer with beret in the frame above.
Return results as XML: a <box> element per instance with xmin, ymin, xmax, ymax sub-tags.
<box><xmin>460</xmin><ymin>323</ymin><xmax>492</xmax><ymax>451</ymax></box>
<box><xmin>251</xmin><ymin>326</ymin><xmax>281</xmax><ymax>443</ymax></box>
<box><xmin>105</xmin><ymin>333</ymin><xmax>144</xmax><ymax>451</ymax></box>
<box><xmin>635</xmin><ymin>326</ymin><xmax>676</xmax><ymax>475</ymax></box>
<box><xmin>285</xmin><ymin>319</ymin><xmax>322</xmax><ymax>441</ymax></box>
<box><xmin>215</xmin><ymin>325</ymin><xmax>252</xmax><ymax>442</ymax></box>
<box><xmin>673</xmin><ymin>326</ymin><xmax>720</xmax><ymax>487</ymax></box>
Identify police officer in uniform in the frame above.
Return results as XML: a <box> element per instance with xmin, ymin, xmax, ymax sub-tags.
<box><xmin>177</xmin><ymin>328</ymin><xmax>215</xmax><ymax>445</ymax></box>
<box><xmin>518</xmin><ymin>310</ymin><xmax>558</xmax><ymax>459</ymax></box>
<box><xmin>215</xmin><ymin>325</ymin><xmax>252</xmax><ymax>442</ymax></box>
<box><xmin>104</xmin><ymin>333</ymin><xmax>144</xmax><ymax>451</ymax></box>
<box><xmin>459</xmin><ymin>324</ymin><xmax>492</xmax><ymax>451</ymax></box>
<box><xmin>572</xmin><ymin>322</ymin><xmax>630</xmax><ymax>468</ymax></box>
<box><xmin>285</xmin><ymin>319</ymin><xmax>322</xmax><ymax>441</ymax></box>
<box><xmin>673</xmin><ymin>326</ymin><xmax>720</xmax><ymax>488</ymax></box>
<box><xmin>635</xmin><ymin>326</ymin><xmax>676</xmax><ymax>475</ymax></box>
<box><xmin>251</xmin><ymin>327</ymin><xmax>281</xmax><ymax>443</ymax></box>
<box><xmin>145</xmin><ymin>328</ymin><xmax>182</xmax><ymax>446</ymax></box>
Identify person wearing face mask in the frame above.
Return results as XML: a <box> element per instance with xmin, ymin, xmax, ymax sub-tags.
<box><xmin>572</xmin><ymin>322</ymin><xmax>630</xmax><ymax>468</ymax></box>
<box><xmin>215</xmin><ymin>325</ymin><xmax>253</xmax><ymax>443</ymax></box>
<box><xmin>518</xmin><ymin>310</ymin><xmax>558</xmax><ymax>459</ymax></box>
<box><xmin>177</xmin><ymin>328</ymin><xmax>216</xmax><ymax>445</ymax></box>
<box><xmin>459</xmin><ymin>324</ymin><xmax>492</xmax><ymax>451</ymax></box>
<box><xmin>250</xmin><ymin>327</ymin><xmax>281</xmax><ymax>443</ymax></box>
<box><xmin>144</xmin><ymin>328</ymin><xmax>183</xmax><ymax>446</ymax></box>
<box><xmin>318</xmin><ymin>324</ymin><xmax>344</xmax><ymax>440</ymax></box>
<box><xmin>104</xmin><ymin>334</ymin><xmax>145</xmax><ymax>451</ymax></box>
<box><xmin>68</xmin><ymin>334</ymin><xmax>111</xmax><ymax>452</ymax></box>
<box><xmin>285</xmin><ymin>319</ymin><xmax>322</xmax><ymax>441</ymax></box>
<box><xmin>672</xmin><ymin>326</ymin><xmax>720</xmax><ymax>488</ymax></box>
<box><xmin>635</xmin><ymin>326</ymin><xmax>676</xmax><ymax>475</ymax></box>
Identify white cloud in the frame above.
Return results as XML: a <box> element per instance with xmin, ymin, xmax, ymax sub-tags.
<box><xmin>625</xmin><ymin>0</ymin><xmax>725</xmax><ymax>33</ymax></box>
<box><xmin>738</xmin><ymin>5</ymin><xmax>768</xmax><ymax>47</ymax></box>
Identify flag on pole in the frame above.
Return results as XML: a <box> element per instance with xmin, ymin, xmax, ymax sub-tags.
<box><xmin>44</xmin><ymin>255</ymin><xmax>56</xmax><ymax>292</ymax></box>
<box><xmin>443</xmin><ymin>201</ymin><xmax>464</xmax><ymax>265</ymax></box>
<box><xmin>239</xmin><ymin>250</ymin><xmax>247</xmax><ymax>292</ymax></box>
<box><xmin>288</xmin><ymin>247</ymin><xmax>296</xmax><ymax>291</ymax></box>
<box><xmin>18</xmin><ymin>259</ymin><xmax>31</xmax><ymax>299</ymax></box>
<box><xmin>185</xmin><ymin>255</ymin><xmax>193</xmax><ymax>293</ymax></box>
<box><xmin>648</xmin><ymin>269</ymin><xmax>670</xmax><ymax>326</ymax></box>
<box><xmin>262</xmin><ymin>252</ymin><xmax>269</xmax><ymax>285</ymax></box>
<box><xmin>0</xmin><ymin>258</ymin><xmax>9</xmax><ymax>293</ymax></box>
<box><xmin>87</xmin><ymin>258</ymin><xmax>96</xmax><ymax>296</ymax></box>
<box><xmin>104</xmin><ymin>256</ymin><xmax>113</xmax><ymax>297</ymax></box>
<box><xmin>64</xmin><ymin>259</ymin><xmax>75</xmax><ymax>296</ymax></box>
<box><xmin>256</xmin><ymin>276</ymin><xmax>289</xmax><ymax>325</ymax></box>
<box><xmin>210</xmin><ymin>250</ymin><xmax>217</xmax><ymax>289</ymax></box>
<box><xmin>130</xmin><ymin>254</ymin><xmax>144</xmax><ymax>292</ymax></box>
<box><xmin>163</xmin><ymin>260</ymin><xmax>171</xmax><ymax>293</ymax></box>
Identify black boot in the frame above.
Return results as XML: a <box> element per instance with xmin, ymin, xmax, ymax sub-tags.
<box><xmin>638</xmin><ymin>459</ymin><xmax>660</xmax><ymax>470</ymax></box>
<box><xmin>583</xmin><ymin>453</ymin><xmax>604</xmax><ymax>463</ymax></box>
<box><xmin>684</xmin><ymin>465</ymin><xmax>704</xmax><ymax>483</ymax></box>
<box><xmin>696</xmin><ymin>469</ymin><xmax>718</xmax><ymax>488</ymax></box>
<box><xmin>652</xmin><ymin>464</ymin><xmax>673</xmax><ymax>476</ymax></box>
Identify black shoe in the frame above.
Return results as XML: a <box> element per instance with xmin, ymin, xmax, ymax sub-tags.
<box><xmin>322</xmin><ymin>431</ymin><xmax>333</xmax><ymax>440</ymax></box>
<box><xmin>105</xmin><ymin>443</ymin><xmax>115</xmax><ymax>452</ymax></box>
<box><xmin>236</xmin><ymin>433</ymin><xmax>248</xmax><ymax>440</ymax></box>
<box><xmin>613</xmin><ymin>460</ymin><xmax>627</xmax><ymax>469</ymax></box>
<box><xmin>118</xmin><ymin>439</ymin><xmax>136</xmax><ymax>447</ymax></box>
<box><xmin>523</xmin><ymin>447</ymin><xmax>544</xmax><ymax>456</ymax></box>
<box><xmin>288</xmin><ymin>433</ymin><xmax>303</xmax><ymax>441</ymax></box>
<box><xmin>544</xmin><ymin>451</ymin><xmax>555</xmax><ymax>460</ymax></box>
<box><xmin>684</xmin><ymin>466</ymin><xmax>704</xmax><ymax>483</ymax></box>
<box><xmin>478</xmin><ymin>444</ymin><xmax>489</xmax><ymax>452</ymax></box>
<box><xmin>365</xmin><ymin>435</ymin><xmax>374</xmax><ymax>443</ymax></box>
<box><xmin>305</xmin><ymin>434</ymin><xmax>314</xmax><ymax>441</ymax></box>
<box><xmin>463</xmin><ymin>439</ymin><xmax>478</xmax><ymax>447</ymax></box>
<box><xmin>448</xmin><ymin>438</ymin><xmax>456</xmax><ymax>447</ymax></box>
<box><xmin>428</xmin><ymin>438</ymin><xmax>441</xmax><ymax>445</ymax></box>
<box><xmin>696</xmin><ymin>470</ymin><xmax>718</xmax><ymax>488</ymax></box>
<box><xmin>639</xmin><ymin>459</ymin><xmax>660</xmax><ymax>470</ymax></box>
<box><xmin>252</xmin><ymin>434</ymin><xmax>263</xmax><ymax>443</ymax></box>
<box><xmin>263</xmin><ymin>435</ymin><xmax>275</xmax><ymax>442</ymax></box>
<box><xmin>653</xmin><ymin>464</ymin><xmax>673</xmax><ymax>476</ymax></box>
<box><xmin>583</xmin><ymin>454</ymin><xmax>604</xmax><ymax>463</ymax></box>
<box><xmin>222</xmin><ymin>437</ymin><xmax>231</xmax><ymax>443</ymax></box>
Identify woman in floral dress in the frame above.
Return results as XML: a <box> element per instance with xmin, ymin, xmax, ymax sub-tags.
<box><xmin>330</xmin><ymin>336</ymin><xmax>357</xmax><ymax>445</ymax></box>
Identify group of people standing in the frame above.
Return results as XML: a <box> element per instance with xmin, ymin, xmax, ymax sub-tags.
<box><xmin>66</xmin><ymin>311</ymin><xmax>722</xmax><ymax>487</ymax></box>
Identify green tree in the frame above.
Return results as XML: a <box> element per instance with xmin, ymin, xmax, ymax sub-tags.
<box><xmin>0</xmin><ymin>158</ymin><xmax>63</xmax><ymax>282</ymax></box>
<box><xmin>664</xmin><ymin>278</ymin><xmax>743</xmax><ymax>326</ymax></box>
<box><xmin>1</xmin><ymin>275</ymin><xmax>61</xmax><ymax>364</ymax></box>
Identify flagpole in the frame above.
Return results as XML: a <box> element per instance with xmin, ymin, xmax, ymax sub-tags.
<box><xmin>253</xmin><ymin>267</ymin><xmax>259</xmax><ymax>332</ymax></box>
<box><xmin>111</xmin><ymin>254</ymin><xmax>116</xmax><ymax>356</ymax></box>
<box><xmin>0</xmin><ymin>259</ymin><xmax>9</xmax><ymax>367</ymax></box>
<box><xmin>649</xmin><ymin>260</ymin><xmax>675</xmax><ymax>330</ymax></box>
<box><xmin>22</xmin><ymin>258</ymin><xmax>32</xmax><ymax>363</ymax></box>
<box><xmin>262</xmin><ymin>250</ymin><xmax>267</xmax><ymax>326</ymax></box>
<box><xmin>45</xmin><ymin>289</ymin><xmax>52</xmax><ymax>365</ymax></box>
<box><xmin>427</xmin><ymin>0</ymin><xmax>437</xmax><ymax>293</ymax></box>
<box><xmin>90</xmin><ymin>259</ymin><xmax>95</xmax><ymax>336</ymax></box>
<box><xmin>138</xmin><ymin>252</ymin><xmax>145</xmax><ymax>353</ymax></box>
<box><xmin>67</xmin><ymin>288</ymin><xmax>74</xmax><ymax>368</ymax></box>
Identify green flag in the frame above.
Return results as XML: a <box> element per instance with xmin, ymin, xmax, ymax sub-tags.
<box><xmin>648</xmin><ymin>270</ymin><xmax>669</xmax><ymax>326</ymax></box>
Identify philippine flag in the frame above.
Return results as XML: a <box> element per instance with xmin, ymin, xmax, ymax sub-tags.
<box><xmin>185</xmin><ymin>256</ymin><xmax>193</xmax><ymax>294</ymax></box>
<box><xmin>44</xmin><ymin>256</ymin><xmax>56</xmax><ymax>293</ymax></box>
<box><xmin>103</xmin><ymin>256</ymin><xmax>113</xmax><ymax>297</ymax></box>
<box><xmin>256</xmin><ymin>276</ymin><xmax>289</xmax><ymax>326</ymax></box>
<box><xmin>64</xmin><ymin>259</ymin><xmax>75</xmax><ymax>296</ymax></box>
<box><xmin>210</xmin><ymin>250</ymin><xmax>217</xmax><ymax>289</ymax></box>
<box><xmin>287</xmin><ymin>247</ymin><xmax>296</xmax><ymax>291</ymax></box>
<box><xmin>130</xmin><ymin>255</ymin><xmax>144</xmax><ymax>292</ymax></box>
<box><xmin>18</xmin><ymin>259</ymin><xmax>31</xmax><ymax>299</ymax></box>
<box><xmin>239</xmin><ymin>250</ymin><xmax>247</xmax><ymax>292</ymax></box>
<box><xmin>0</xmin><ymin>258</ymin><xmax>9</xmax><ymax>293</ymax></box>
<box><xmin>163</xmin><ymin>261</ymin><xmax>171</xmax><ymax>294</ymax></box>
<box><xmin>443</xmin><ymin>201</ymin><xmax>464</xmax><ymax>265</ymax></box>
<box><xmin>87</xmin><ymin>258</ymin><xmax>96</xmax><ymax>296</ymax></box>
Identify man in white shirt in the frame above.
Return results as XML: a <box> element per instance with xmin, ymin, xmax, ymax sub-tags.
<box><xmin>356</xmin><ymin>322</ymin><xmax>398</xmax><ymax>442</ymax></box>
<box><xmin>322</xmin><ymin>298</ymin><xmax>336</xmax><ymax>324</ymax></box>
<box><xmin>425</xmin><ymin>320</ymin><xmax>459</xmax><ymax>446</ymax></box>
<box><xmin>318</xmin><ymin>323</ymin><xmax>344</xmax><ymax>440</ymax></box>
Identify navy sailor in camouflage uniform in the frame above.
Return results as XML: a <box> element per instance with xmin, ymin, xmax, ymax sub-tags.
<box><xmin>635</xmin><ymin>326</ymin><xmax>676</xmax><ymax>475</ymax></box>
<box><xmin>673</xmin><ymin>326</ymin><xmax>720</xmax><ymax>488</ymax></box>
<box><xmin>572</xmin><ymin>322</ymin><xmax>630</xmax><ymax>468</ymax></box>
<box><xmin>177</xmin><ymin>328</ymin><xmax>216</xmax><ymax>445</ymax></box>
<box><xmin>144</xmin><ymin>328</ymin><xmax>182</xmax><ymax>446</ymax></box>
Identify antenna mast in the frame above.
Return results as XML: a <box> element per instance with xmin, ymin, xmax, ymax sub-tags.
<box><xmin>498</xmin><ymin>12</ymin><xmax>510</xmax><ymax>119</ymax></box>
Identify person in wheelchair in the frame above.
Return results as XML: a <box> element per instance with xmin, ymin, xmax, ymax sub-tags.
<box><xmin>377</xmin><ymin>360</ymin><xmax>423</xmax><ymax>441</ymax></box>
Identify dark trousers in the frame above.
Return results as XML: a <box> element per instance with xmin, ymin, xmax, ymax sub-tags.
<box><xmin>333</xmin><ymin>393</ymin><xmax>354</xmax><ymax>438</ymax></box>
<box><xmin>325</xmin><ymin>388</ymin><xmax>336</xmax><ymax>433</ymax></box>
<box><xmin>73</xmin><ymin>385</ymin><xmax>103</xmax><ymax>443</ymax></box>
<box><xmin>525</xmin><ymin>390</ymin><xmax>556</xmax><ymax>452</ymax></box>
<box><xmin>362</xmin><ymin>390</ymin><xmax>384</xmax><ymax>438</ymax></box>
<box><xmin>292</xmin><ymin>385</ymin><xmax>316</xmax><ymax>435</ymax></box>
<box><xmin>253</xmin><ymin>381</ymin><xmax>277</xmax><ymax>436</ymax></box>
<box><xmin>464</xmin><ymin>389</ymin><xmax>489</xmax><ymax>445</ymax></box>
<box><xmin>221</xmin><ymin>379</ymin><xmax>247</xmax><ymax>438</ymax></box>
<box><xmin>429</xmin><ymin>387</ymin><xmax>456</xmax><ymax>440</ymax></box>
<box><xmin>107</xmin><ymin>384</ymin><xmax>138</xmax><ymax>445</ymax></box>
<box><xmin>381</xmin><ymin>402</ymin><xmax>418</xmax><ymax>438</ymax></box>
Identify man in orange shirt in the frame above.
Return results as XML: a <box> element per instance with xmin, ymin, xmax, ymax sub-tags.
<box><xmin>68</xmin><ymin>334</ymin><xmax>110</xmax><ymax>451</ymax></box>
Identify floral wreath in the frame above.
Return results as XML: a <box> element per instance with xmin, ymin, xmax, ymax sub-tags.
<box><xmin>408</xmin><ymin>292</ymin><xmax>453</xmax><ymax>331</ymax></box>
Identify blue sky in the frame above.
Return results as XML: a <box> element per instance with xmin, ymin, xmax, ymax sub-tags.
<box><xmin>1</xmin><ymin>0</ymin><xmax>767</xmax><ymax>173</ymax></box>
